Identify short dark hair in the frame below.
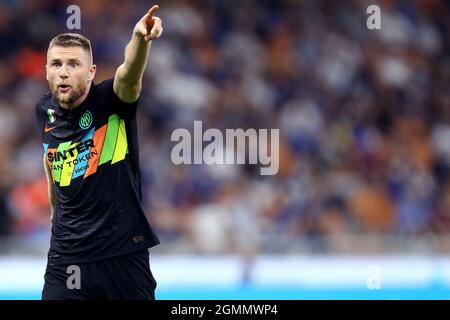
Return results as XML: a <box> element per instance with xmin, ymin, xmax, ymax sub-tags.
<box><xmin>48</xmin><ymin>33</ymin><xmax>93</xmax><ymax>64</ymax></box>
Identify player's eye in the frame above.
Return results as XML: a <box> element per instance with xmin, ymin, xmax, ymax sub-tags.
<box><xmin>52</xmin><ymin>62</ymin><xmax>61</xmax><ymax>67</ymax></box>
<box><xmin>69</xmin><ymin>62</ymin><xmax>78</xmax><ymax>67</ymax></box>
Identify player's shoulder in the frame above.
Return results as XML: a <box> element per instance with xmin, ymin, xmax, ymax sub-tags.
<box><xmin>35</xmin><ymin>92</ymin><xmax>53</xmax><ymax>111</ymax></box>
<box><xmin>94</xmin><ymin>78</ymin><xmax>114</xmax><ymax>93</ymax></box>
<box><xmin>93</xmin><ymin>77</ymin><xmax>138</xmax><ymax>107</ymax></box>
<box><xmin>35</xmin><ymin>93</ymin><xmax>54</xmax><ymax>131</ymax></box>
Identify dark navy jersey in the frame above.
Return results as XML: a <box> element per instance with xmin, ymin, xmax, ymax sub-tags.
<box><xmin>35</xmin><ymin>78</ymin><xmax>159</xmax><ymax>266</ymax></box>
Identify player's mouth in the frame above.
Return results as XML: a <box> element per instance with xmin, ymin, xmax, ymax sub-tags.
<box><xmin>57</xmin><ymin>84</ymin><xmax>71</xmax><ymax>93</ymax></box>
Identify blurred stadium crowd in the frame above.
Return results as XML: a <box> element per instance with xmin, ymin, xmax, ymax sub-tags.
<box><xmin>0</xmin><ymin>0</ymin><xmax>450</xmax><ymax>255</ymax></box>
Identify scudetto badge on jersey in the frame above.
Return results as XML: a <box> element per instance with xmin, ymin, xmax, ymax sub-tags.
<box><xmin>43</xmin><ymin>114</ymin><xmax>128</xmax><ymax>187</ymax></box>
<box><xmin>79</xmin><ymin>111</ymin><xmax>93</xmax><ymax>129</ymax></box>
<box><xmin>47</xmin><ymin>109</ymin><xmax>56</xmax><ymax>123</ymax></box>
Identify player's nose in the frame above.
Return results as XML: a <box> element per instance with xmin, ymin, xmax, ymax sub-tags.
<box><xmin>59</xmin><ymin>66</ymin><xmax>69</xmax><ymax>78</ymax></box>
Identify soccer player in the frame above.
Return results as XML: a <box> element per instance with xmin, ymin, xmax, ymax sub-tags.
<box><xmin>35</xmin><ymin>5</ymin><xmax>163</xmax><ymax>299</ymax></box>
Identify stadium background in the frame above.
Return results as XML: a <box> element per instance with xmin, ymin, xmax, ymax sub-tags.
<box><xmin>1</xmin><ymin>0</ymin><xmax>450</xmax><ymax>299</ymax></box>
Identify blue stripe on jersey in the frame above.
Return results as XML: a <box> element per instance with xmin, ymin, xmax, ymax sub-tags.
<box><xmin>71</xmin><ymin>128</ymin><xmax>95</xmax><ymax>179</ymax></box>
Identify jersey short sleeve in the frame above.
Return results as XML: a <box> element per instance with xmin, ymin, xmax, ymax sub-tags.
<box><xmin>95</xmin><ymin>78</ymin><xmax>140</xmax><ymax>121</ymax></box>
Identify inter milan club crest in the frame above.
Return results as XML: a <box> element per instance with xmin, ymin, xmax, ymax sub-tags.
<box><xmin>47</xmin><ymin>109</ymin><xmax>56</xmax><ymax>123</ymax></box>
<box><xmin>79</xmin><ymin>111</ymin><xmax>93</xmax><ymax>129</ymax></box>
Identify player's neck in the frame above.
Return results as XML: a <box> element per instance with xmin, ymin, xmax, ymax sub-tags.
<box><xmin>60</xmin><ymin>81</ymin><xmax>92</xmax><ymax>110</ymax></box>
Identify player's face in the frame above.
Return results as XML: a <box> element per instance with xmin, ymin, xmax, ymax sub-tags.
<box><xmin>46</xmin><ymin>46</ymin><xmax>96</xmax><ymax>107</ymax></box>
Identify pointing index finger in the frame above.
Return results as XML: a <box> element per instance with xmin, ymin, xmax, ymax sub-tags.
<box><xmin>145</xmin><ymin>4</ymin><xmax>159</xmax><ymax>20</ymax></box>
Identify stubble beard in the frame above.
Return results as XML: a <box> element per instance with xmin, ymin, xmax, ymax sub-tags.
<box><xmin>52</xmin><ymin>81</ymin><xmax>87</xmax><ymax>106</ymax></box>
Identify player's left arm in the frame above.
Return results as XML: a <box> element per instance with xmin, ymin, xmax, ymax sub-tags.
<box><xmin>113</xmin><ymin>4</ymin><xmax>163</xmax><ymax>103</ymax></box>
<box><xmin>43</xmin><ymin>154</ymin><xmax>55</xmax><ymax>223</ymax></box>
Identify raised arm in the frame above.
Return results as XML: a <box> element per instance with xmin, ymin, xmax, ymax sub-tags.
<box><xmin>113</xmin><ymin>4</ymin><xmax>163</xmax><ymax>103</ymax></box>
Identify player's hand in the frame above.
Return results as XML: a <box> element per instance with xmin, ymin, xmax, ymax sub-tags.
<box><xmin>133</xmin><ymin>4</ymin><xmax>163</xmax><ymax>42</ymax></box>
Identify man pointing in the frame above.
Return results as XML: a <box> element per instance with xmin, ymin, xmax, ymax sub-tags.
<box><xmin>35</xmin><ymin>5</ymin><xmax>163</xmax><ymax>300</ymax></box>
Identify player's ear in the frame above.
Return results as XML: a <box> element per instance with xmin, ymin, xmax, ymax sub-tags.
<box><xmin>88</xmin><ymin>64</ymin><xmax>97</xmax><ymax>81</ymax></box>
<box><xmin>45</xmin><ymin>65</ymin><xmax>48</xmax><ymax>81</ymax></box>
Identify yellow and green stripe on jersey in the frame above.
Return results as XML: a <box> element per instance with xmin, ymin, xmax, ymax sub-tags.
<box><xmin>43</xmin><ymin>114</ymin><xmax>129</xmax><ymax>187</ymax></box>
